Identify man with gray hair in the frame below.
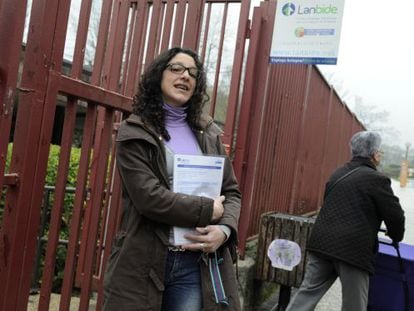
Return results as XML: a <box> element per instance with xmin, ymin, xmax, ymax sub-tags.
<box><xmin>286</xmin><ymin>130</ymin><xmax>405</xmax><ymax>311</ymax></box>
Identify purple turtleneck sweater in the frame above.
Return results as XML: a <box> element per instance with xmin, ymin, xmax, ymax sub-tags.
<box><xmin>163</xmin><ymin>103</ymin><xmax>201</xmax><ymax>155</ymax></box>
<box><xmin>163</xmin><ymin>103</ymin><xmax>231</xmax><ymax>241</ymax></box>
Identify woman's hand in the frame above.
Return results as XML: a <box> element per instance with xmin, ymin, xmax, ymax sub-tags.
<box><xmin>182</xmin><ymin>226</ymin><xmax>226</xmax><ymax>253</ymax></box>
<box><xmin>211</xmin><ymin>195</ymin><xmax>225</xmax><ymax>222</ymax></box>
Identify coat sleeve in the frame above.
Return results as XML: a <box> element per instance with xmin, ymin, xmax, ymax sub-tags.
<box><xmin>212</xmin><ymin>128</ymin><xmax>242</xmax><ymax>244</ymax></box>
<box><xmin>116</xmin><ymin>138</ymin><xmax>214</xmax><ymax>227</ymax></box>
<box><xmin>373</xmin><ymin>175</ymin><xmax>405</xmax><ymax>242</ymax></box>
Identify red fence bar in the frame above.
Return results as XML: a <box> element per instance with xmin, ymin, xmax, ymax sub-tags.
<box><xmin>0</xmin><ymin>0</ymin><xmax>27</xmax><ymax>197</ymax></box>
<box><xmin>124</xmin><ymin>1</ymin><xmax>147</xmax><ymax>96</ymax></box>
<box><xmin>171</xmin><ymin>0</ymin><xmax>186</xmax><ymax>47</ymax></box>
<box><xmin>71</xmin><ymin>0</ymin><xmax>94</xmax><ymax>78</ymax></box>
<box><xmin>59</xmin><ymin>105</ymin><xmax>97</xmax><ymax>311</ymax></box>
<box><xmin>144</xmin><ymin>0</ymin><xmax>162</xmax><ymax>65</ymax></box>
<box><xmin>183</xmin><ymin>0</ymin><xmax>204</xmax><ymax>51</ymax></box>
<box><xmin>317</xmin><ymin>86</ymin><xmax>334</xmax><ymax>206</ymax></box>
<box><xmin>95</xmin><ymin>170</ymin><xmax>123</xmax><ymax>310</ymax></box>
<box><xmin>78</xmin><ymin>109</ymin><xmax>114</xmax><ymax>311</ymax></box>
<box><xmin>232</xmin><ymin>5</ymin><xmax>262</xmax><ymax>184</ymax></box>
<box><xmin>104</xmin><ymin>0</ymin><xmax>131</xmax><ymax>92</ymax></box>
<box><xmin>222</xmin><ymin>0</ymin><xmax>250</xmax><ymax>153</ymax></box>
<box><xmin>160</xmin><ymin>0</ymin><xmax>175</xmax><ymax>52</ymax></box>
<box><xmin>236</xmin><ymin>1</ymin><xmax>276</xmax><ymax>257</ymax></box>
<box><xmin>209</xmin><ymin>2</ymin><xmax>228</xmax><ymax>117</ymax></box>
<box><xmin>88</xmin><ymin>0</ymin><xmax>115</xmax><ymax>83</ymax></box>
<box><xmin>38</xmin><ymin>101</ymin><xmax>78</xmax><ymax>311</ymax></box>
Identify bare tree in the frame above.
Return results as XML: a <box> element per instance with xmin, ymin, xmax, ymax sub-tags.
<box><xmin>353</xmin><ymin>95</ymin><xmax>400</xmax><ymax>144</ymax></box>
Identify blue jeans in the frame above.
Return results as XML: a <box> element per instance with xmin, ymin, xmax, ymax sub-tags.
<box><xmin>161</xmin><ymin>251</ymin><xmax>202</xmax><ymax>311</ymax></box>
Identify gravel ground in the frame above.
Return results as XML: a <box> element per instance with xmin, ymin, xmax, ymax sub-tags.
<box><xmin>27</xmin><ymin>293</ymin><xmax>96</xmax><ymax>311</ymax></box>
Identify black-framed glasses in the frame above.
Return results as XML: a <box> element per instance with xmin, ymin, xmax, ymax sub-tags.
<box><xmin>166</xmin><ymin>63</ymin><xmax>199</xmax><ymax>79</ymax></box>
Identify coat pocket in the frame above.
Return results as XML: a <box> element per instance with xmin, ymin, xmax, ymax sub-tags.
<box><xmin>149</xmin><ymin>268</ymin><xmax>165</xmax><ymax>291</ymax></box>
<box><xmin>108</xmin><ymin>231</ymin><xmax>127</xmax><ymax>260</ymax></box>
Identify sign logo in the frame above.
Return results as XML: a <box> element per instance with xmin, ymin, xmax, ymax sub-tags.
<box><xmin>282</xmin><ymin>3</ymin><xmax>296</xmax><ymax>16</ymax></box>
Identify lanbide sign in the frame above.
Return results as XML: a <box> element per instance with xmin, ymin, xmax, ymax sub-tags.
<box><xmin>269</xmin><ymin>0</ymin><xmax>345</xmax><ymax>65</ymax></box>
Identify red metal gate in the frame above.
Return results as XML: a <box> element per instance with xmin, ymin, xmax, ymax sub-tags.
<box><xmin>0</xmin><ymin>0</ymin><xmax>252</xmax><ymax>310</ymax></box>
<box><xmin>0</xmin><ymin>0</ymin><xmax>364</xmax><ymax>309</ymax></box>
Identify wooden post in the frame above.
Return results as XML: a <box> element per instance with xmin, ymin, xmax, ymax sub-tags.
<box><xmin>400</xmin><ymin>143</ymin><xmax>411</xmax><ymax>187</ymax></box>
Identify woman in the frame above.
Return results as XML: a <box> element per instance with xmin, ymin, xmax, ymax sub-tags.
<box><xmin>103</xmin><ymin>47</ymin><xmax>241</xmax><ymax>311</ymax></box>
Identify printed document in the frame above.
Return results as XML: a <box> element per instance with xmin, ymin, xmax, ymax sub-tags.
<box><xmin>172</xmin><ymin>154</ymin><xmax>224</xmax><ymax>245</ymax></box>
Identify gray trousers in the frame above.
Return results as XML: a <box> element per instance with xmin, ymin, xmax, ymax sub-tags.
<box><xmin>286</xmin><ymin>253</ymin><xmax>369</xmax><ymax>311</ymax></box>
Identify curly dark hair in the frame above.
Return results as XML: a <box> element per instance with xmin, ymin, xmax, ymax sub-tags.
<box><xmin>132</xmin><ymin>47</ymin><xmax>208</xmax><ymax>140</ymax></box>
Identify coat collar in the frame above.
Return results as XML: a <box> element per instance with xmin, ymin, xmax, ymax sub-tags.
<box><xmin>350</xmin><ymin>156</ymin><xmax>377</xmax><ymax>170</ymax></box>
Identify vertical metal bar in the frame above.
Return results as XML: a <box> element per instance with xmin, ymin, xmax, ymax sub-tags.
<box><xmin>95</xmin><ymin>172</ymin><xmax>122</xmax><ymax>310</ymax></box>
<box><xmin>144</xmin><ymin>0</ymin><xmax>162</xmax><ymax>66</ymax></box>
<box><xmin>232</xmin><ymin>6</ymin><xmax>263</xmax><ymax>258</ymax></box>
<box><xmin>222</xmin><ymin>0</ymin><xmax>250</xmax><ymax>152</ymax></box>
<box><xmin>59</xmin><ymin>105</ymin><xmax>97</xmax><ymax>311</ymax></box>
<box><xmin>71</xmin><ymin>0</ymin><xmax>94</xmax><ymax>78</ymax></box>
<box><xmin>134</xmin><ymin>1</ymin><xmax>150</xmax><ymax>79</ymax></box>
<box><xmin>199</xmin><ymin>2</ymin><xmax>212</xmax><ymax>64</ymax></box>
<box><xmin>232</xmin><ymin>5</ymin><xmax>261</xmax><ymax>184</ymax></box>
<box><xmin>89</xmin><ymin>0</ymin><xmax>115</xmax><ymax>84</ymax></box>
<box><xmin>288</xmin><ymin>65</ymin><xmax>312</xmax><ymax>214</ymax></box>
<box><xmin>0</xmin><ymin>0</ymin><xmax>27</xmax><ymax>205</ymax></box>
<box><xmin>102</xmin><ymin>0</ymin><xmax>130</xmax><ymax>91</ymax></box>
<box><xmin>155</xmin><ymin>1</ymin><xmax>165</xmax><ymax>55</ymax></box>
<box><xmin>120</xmin><ymin>6</ymin><xmax>136</xmax><ymax>93</ymax></box>
<box><xmin>236</xmin><ymin>1</ymin><xmax>276</xmax><ymax>257</ymax></box>
<box><xmin>159</xmin><ymin>0</ymin><xmax>175</xmax><ymax>52</ymax></box>
<box><xmin>194</xmin><ymin>0</ymin><xmax>206</xmax><ymax>52</ymax></box>
<box><xmin>171</xmin><ymin>0</ymin><xmax>186</xmax><ymax>47</ymax></box>
<box><xmin>182</xmin><ymin>0</ymin><xmax>203</xmax><ymax>50</ymax></box>
<box><xmin>38</xmin><ymin>100</ymin><xmax>77</xmax><ymax>311</ymax></box>
<box><xmin>99</xmin><ymin>0</ymin><xmax>121</xmax><ymax>88</ymax></box>
<box><xmin>30</xmin><ymin>188</ymin><xmax>52</xmax><ymax>291</ymax></box>
<box><xmin>94</xmin><ymin>128</ymin><xmax>119</xmax><ymax>277</ymax></box>
<box><xmin>124</xmin><ymin>1</ymin><xmax>148</xmax><ymax>96</ymax></box>
<box><xmin>209</xmin><ymin>2</ymin><xmax>228</xmax><ymax>116</ymax></box>
<box><xmin>78</xmin><ymin>109</ymin><xmax>114</xmax><ymax>311</ymax></box>
<box><xmin>317</xmin><ymin>87</ymin><xmax>334</xmax><ymax>205</ymax></box>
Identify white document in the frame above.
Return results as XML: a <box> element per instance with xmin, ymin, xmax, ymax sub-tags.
<box><xmin>172</xmin><ymin>154</ymin><xmax>225</xmax><ymax>245</ymax></box>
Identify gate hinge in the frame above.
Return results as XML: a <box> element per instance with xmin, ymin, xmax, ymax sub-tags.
<box><xmin>245</xmin><ymin>19</ymin><xmax>251</xmax><ymax>39</ymax></box>
<box><xmin>3</xmin><ymin>173</ymin><xmax>19</xmax><ymax>187</ymax></box>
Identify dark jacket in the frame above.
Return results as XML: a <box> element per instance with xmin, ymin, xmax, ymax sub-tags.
<box><xmin>307</xmin><ymin>157</ymin><xmax>405</xmax><ymax>274</ymax></box>
<box><xmin>103</xmin><ymin>114</ymin><xmax>242</xmax><ymax>310</ymax></box>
